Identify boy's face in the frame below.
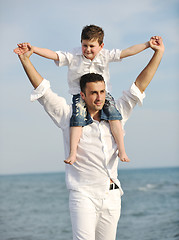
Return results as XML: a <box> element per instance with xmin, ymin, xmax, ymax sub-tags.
<box><xmin>81</xmin><ymin>39</ymin><xmax>104</xmax><ymax>61</ymax></box>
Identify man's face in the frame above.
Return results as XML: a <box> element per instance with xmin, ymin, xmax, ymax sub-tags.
<box><xmin>80</xmin><ymin>81</ymin><xmax>106</xmax><ymax>115</ymax></box>
<box><xmin>81</xmin><ymin>39</ymin><xmax>104</xmax><ymax>61</ymax></box>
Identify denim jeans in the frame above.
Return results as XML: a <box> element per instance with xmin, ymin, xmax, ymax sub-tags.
<box><xmin>70</xmin><ymin>92</ymin><xmax>122</xmax><ymax>127</ymax></box>
<box><xmin>70</xmin><ymin>94</ymin><xmax>93</xmax><ymax>127</ymax></box>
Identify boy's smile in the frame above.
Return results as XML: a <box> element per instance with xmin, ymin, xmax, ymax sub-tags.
<box><xmin>81</xmin><ymin>39</ymin><xmax>104</xmax><ymax>61</ymax></box>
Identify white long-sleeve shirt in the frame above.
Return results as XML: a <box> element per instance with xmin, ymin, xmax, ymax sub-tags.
<box><xmin>55</xmin><ymin>48</ymin><xmax>122</xmax><ymax>94</ymax></box>
<box><xmin>31</xmin><ymin>80</ymin><xmax>145</xmax><ymax>199</ymax></box>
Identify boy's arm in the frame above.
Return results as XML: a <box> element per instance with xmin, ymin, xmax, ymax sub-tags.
<box><xmin>120</xmin><ymin>41</ymin><xmax>150</xmax><ymax>59</ymax></box>
<box><xmin>14</xmin><ymin>42</ymin><xmax>59</xmax><ymax>61</ymax></box>
<box><xmin>32</xmin><ymin>45</ymin><xmax>59</xmax><ymax>61</ymax></box>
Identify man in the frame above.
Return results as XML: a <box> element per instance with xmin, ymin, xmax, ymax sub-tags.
<box><xmin>15</xmin><ymin>36</ymin><xmax>164</xmax><ymax>240</ymax></box>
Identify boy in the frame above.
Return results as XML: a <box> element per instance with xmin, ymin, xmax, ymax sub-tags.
<box><xmin>14</xmin><ymin>25</ymin><xmax>151</xmax><ymax>165</ymax></box>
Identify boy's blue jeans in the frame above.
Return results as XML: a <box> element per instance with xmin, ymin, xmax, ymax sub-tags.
<box><xmin>70</xmin><ymin>92</ymin><xmax>122</xmax><ymax>127</ymax></box>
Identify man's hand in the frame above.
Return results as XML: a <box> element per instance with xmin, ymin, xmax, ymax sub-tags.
<box><xmin>14</xmin><ymin>43</ymin><xmax>33</xmax><ymax>60</ymax></box>
<box><xmin>13</xmin><ymin>43</ymin><xmax>43</xmax><ymax>88</ymax></box>
<box><xmin>14</xmin><ymin>42</ymin><xmax>32</xmax><ymax>55</ymax></box>
<box><xmin>150</xmin><ymin>36</ymin><xmax>165</xmax><ymax>53</ymax></box>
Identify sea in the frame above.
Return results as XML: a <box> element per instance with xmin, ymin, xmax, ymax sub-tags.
<box><xmin>0</xmin><ymin>167</ymin><xmax>179</xmax><ymax>240</ymax></box>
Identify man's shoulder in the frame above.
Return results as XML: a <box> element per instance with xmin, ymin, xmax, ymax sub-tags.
<box><xmin>39</xmin><ymin>88</ymin><xmax>72</xmax><ymax>129</ymax></box>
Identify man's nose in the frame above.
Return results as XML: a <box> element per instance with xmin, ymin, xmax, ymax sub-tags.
<box><xmin>97</xmin><ymin>93</ymin><xmax>101</xmax><ymax>100</ymax></box>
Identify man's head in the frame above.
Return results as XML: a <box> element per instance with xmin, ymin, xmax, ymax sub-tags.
<box><xmin>81</xmin><ymin>25</ymin><xmax>104</xmax><ymax>60</ymax></box>
<box><xmin>80</xmin><ymin>73</ymin><xmax>106</xmax><ymax>115</ymax></box>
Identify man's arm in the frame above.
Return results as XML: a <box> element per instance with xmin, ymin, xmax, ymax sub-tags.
<box><xmin>15</xmin><ymin>46</ymin><xmax>71</xmax><ymax>129</ymax></box>
<box><xmin>18</xmin><ymin>48</ymin><xmax>43</xmax><ymax>89</ymax></box>
<box><xmin>116</xmin><ymin>37</ymin><xmax>164</xmax><ymax>127</ymax></box>
<box><xmin>135</xmin><ymin>36</ymin><xmax>164</xmax><ymax>93</ymax></box>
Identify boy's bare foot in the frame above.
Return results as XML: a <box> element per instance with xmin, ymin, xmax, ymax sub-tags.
<box><xmin>64</xmin><ymin>155</ymin><xmax>77</xmax><ymax>165</ymax></box>
<box><xmin>118</xmin><ymin>152</ymin><xmax>130</xmax><ymax>162</ymax></box>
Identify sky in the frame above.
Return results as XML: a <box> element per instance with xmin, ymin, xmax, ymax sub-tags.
<box><xmin>1</xmin><ymin>0</ymin><xmax>179</xmax><ymax>175</ymax></box>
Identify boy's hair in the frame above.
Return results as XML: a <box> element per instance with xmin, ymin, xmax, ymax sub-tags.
<box><xmin>81</xmin><ymin>25</ymin><xmax>104</xmax><ymax>45</ymax></box>
<box><xmin>80</xmin><ymin>73</ymin><xmax>104</xmax><ymax>93</ymax></box>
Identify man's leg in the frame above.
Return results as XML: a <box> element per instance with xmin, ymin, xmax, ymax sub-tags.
<box><xmin>69</xmin><ymin>190</ymin><xmax>97</xmax><ymax>240</ymax></box>
<box><xmin>95</xmin><ymin>189</ymin><xmax>122</xmax><ymax>240</ymax></box>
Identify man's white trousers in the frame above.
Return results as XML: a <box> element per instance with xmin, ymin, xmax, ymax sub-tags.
<box><xmin>69</xmin><ymin>188</ymin><xmax>121</xmax><ymax>240</ymax></box>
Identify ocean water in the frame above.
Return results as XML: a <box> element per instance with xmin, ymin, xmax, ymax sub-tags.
<box><xmin>0</xmin><ymin>167</ymin><xmax>178</xmax><ymax>240</ymax></box>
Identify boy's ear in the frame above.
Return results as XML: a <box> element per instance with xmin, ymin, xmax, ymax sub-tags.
<box><xmin>100</xmin><ymin>43</ymin><xmax>104</xmax><ymax>49</ymax></box>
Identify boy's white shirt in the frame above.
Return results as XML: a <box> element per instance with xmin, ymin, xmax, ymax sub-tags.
<box><xmin>54</xmin><ymin>48</ymin><xmax>122</xmax><ymax>95</ymax></box>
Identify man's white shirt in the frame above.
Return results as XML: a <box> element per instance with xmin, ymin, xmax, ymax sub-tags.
<box><xmin>31</xmin><ymin>79</ymin><xmax>145</xmax><ymax>199</ymax></box>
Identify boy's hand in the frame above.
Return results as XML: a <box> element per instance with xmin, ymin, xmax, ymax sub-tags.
<box><xmin>13</xmin><ymin>42</ymin><xmax>32</xmax><ymax>55</ymax></box>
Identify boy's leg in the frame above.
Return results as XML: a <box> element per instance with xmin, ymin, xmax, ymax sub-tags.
<box><xmin>109</xmin><ymin>120</ymin><xmax>130</xmax><ymax>162</ymax></box>
<box><xmin>101</xmin><ymin>92</ymin><xmax>129</xmax><ymax>162</ymax></box>
<box><xmin>64</xmin><ymin>126</ymin><xmax>82</xmax><ymax>165</ymax></box>
<box><xmin>65</xmin><ymin>94</ymin><xmax>93</xmax><ymax>165</ymax></box>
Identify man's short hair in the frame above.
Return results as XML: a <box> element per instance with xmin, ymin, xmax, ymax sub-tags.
<box><xmin>81</xmin><ymin>25</ymin><xmax>104</xmax><ymax>45</ymax></box>
<box><xmin>80</xmin><ymin>73</ymin><xmax>105</xmax><ymax>93</ymax></box>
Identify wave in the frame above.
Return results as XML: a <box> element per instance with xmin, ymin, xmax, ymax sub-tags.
<box><xmin>138</xmin><ymin>183</ymin><xmax>159</xmax><ymax>191</ymax></box>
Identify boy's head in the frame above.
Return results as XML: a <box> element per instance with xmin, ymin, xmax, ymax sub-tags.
<box><xmin>81</xmin><ymin>25</ymin><xmax>104</xmax><ymax>45</ymax></box>
<box><xmin>81</xmin><ymin>25</ymin><xmax>104</xmax><ymax>60</ymax></box>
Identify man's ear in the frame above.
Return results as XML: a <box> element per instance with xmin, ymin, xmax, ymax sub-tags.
<box><xmin>80</xmin><ymin>91</ymin><xmax>85</xmax><ymax>100</ymax></box>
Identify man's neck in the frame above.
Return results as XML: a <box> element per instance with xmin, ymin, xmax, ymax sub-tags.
<box><xmin>90</xmin><ymin>111</ymin><xmax>101</xmax><ymax>122</ymax></box>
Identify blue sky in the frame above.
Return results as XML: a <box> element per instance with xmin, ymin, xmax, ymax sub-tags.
<box><xmin>1</xmin><ymin>0</ymin><xmax>179</xmax><ymax>174</ymax></box>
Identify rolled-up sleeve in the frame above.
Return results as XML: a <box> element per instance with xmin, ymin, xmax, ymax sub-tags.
<box><xmin>30</xmin><ymin>79</ymin><xmax>50</xmax><ymax>102</ymax></box>
<box><xmin>116</xmin><ymin>82</ymin><xmax>146</xmax><ymax>128</ymax></box>
<box><xmin>54</xmin><ymin>51</ymin><xmax>72</xmax><ymax>67</ymax></box>
<box><xmin>108</xmin><ymin>49</ymin><xmax>122</xmax><ymax>62</ymax></box>
<box><xmin>30</xmin><ymin>79</ymin><xmax>71</xmax><ymax>129</ymax></box>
